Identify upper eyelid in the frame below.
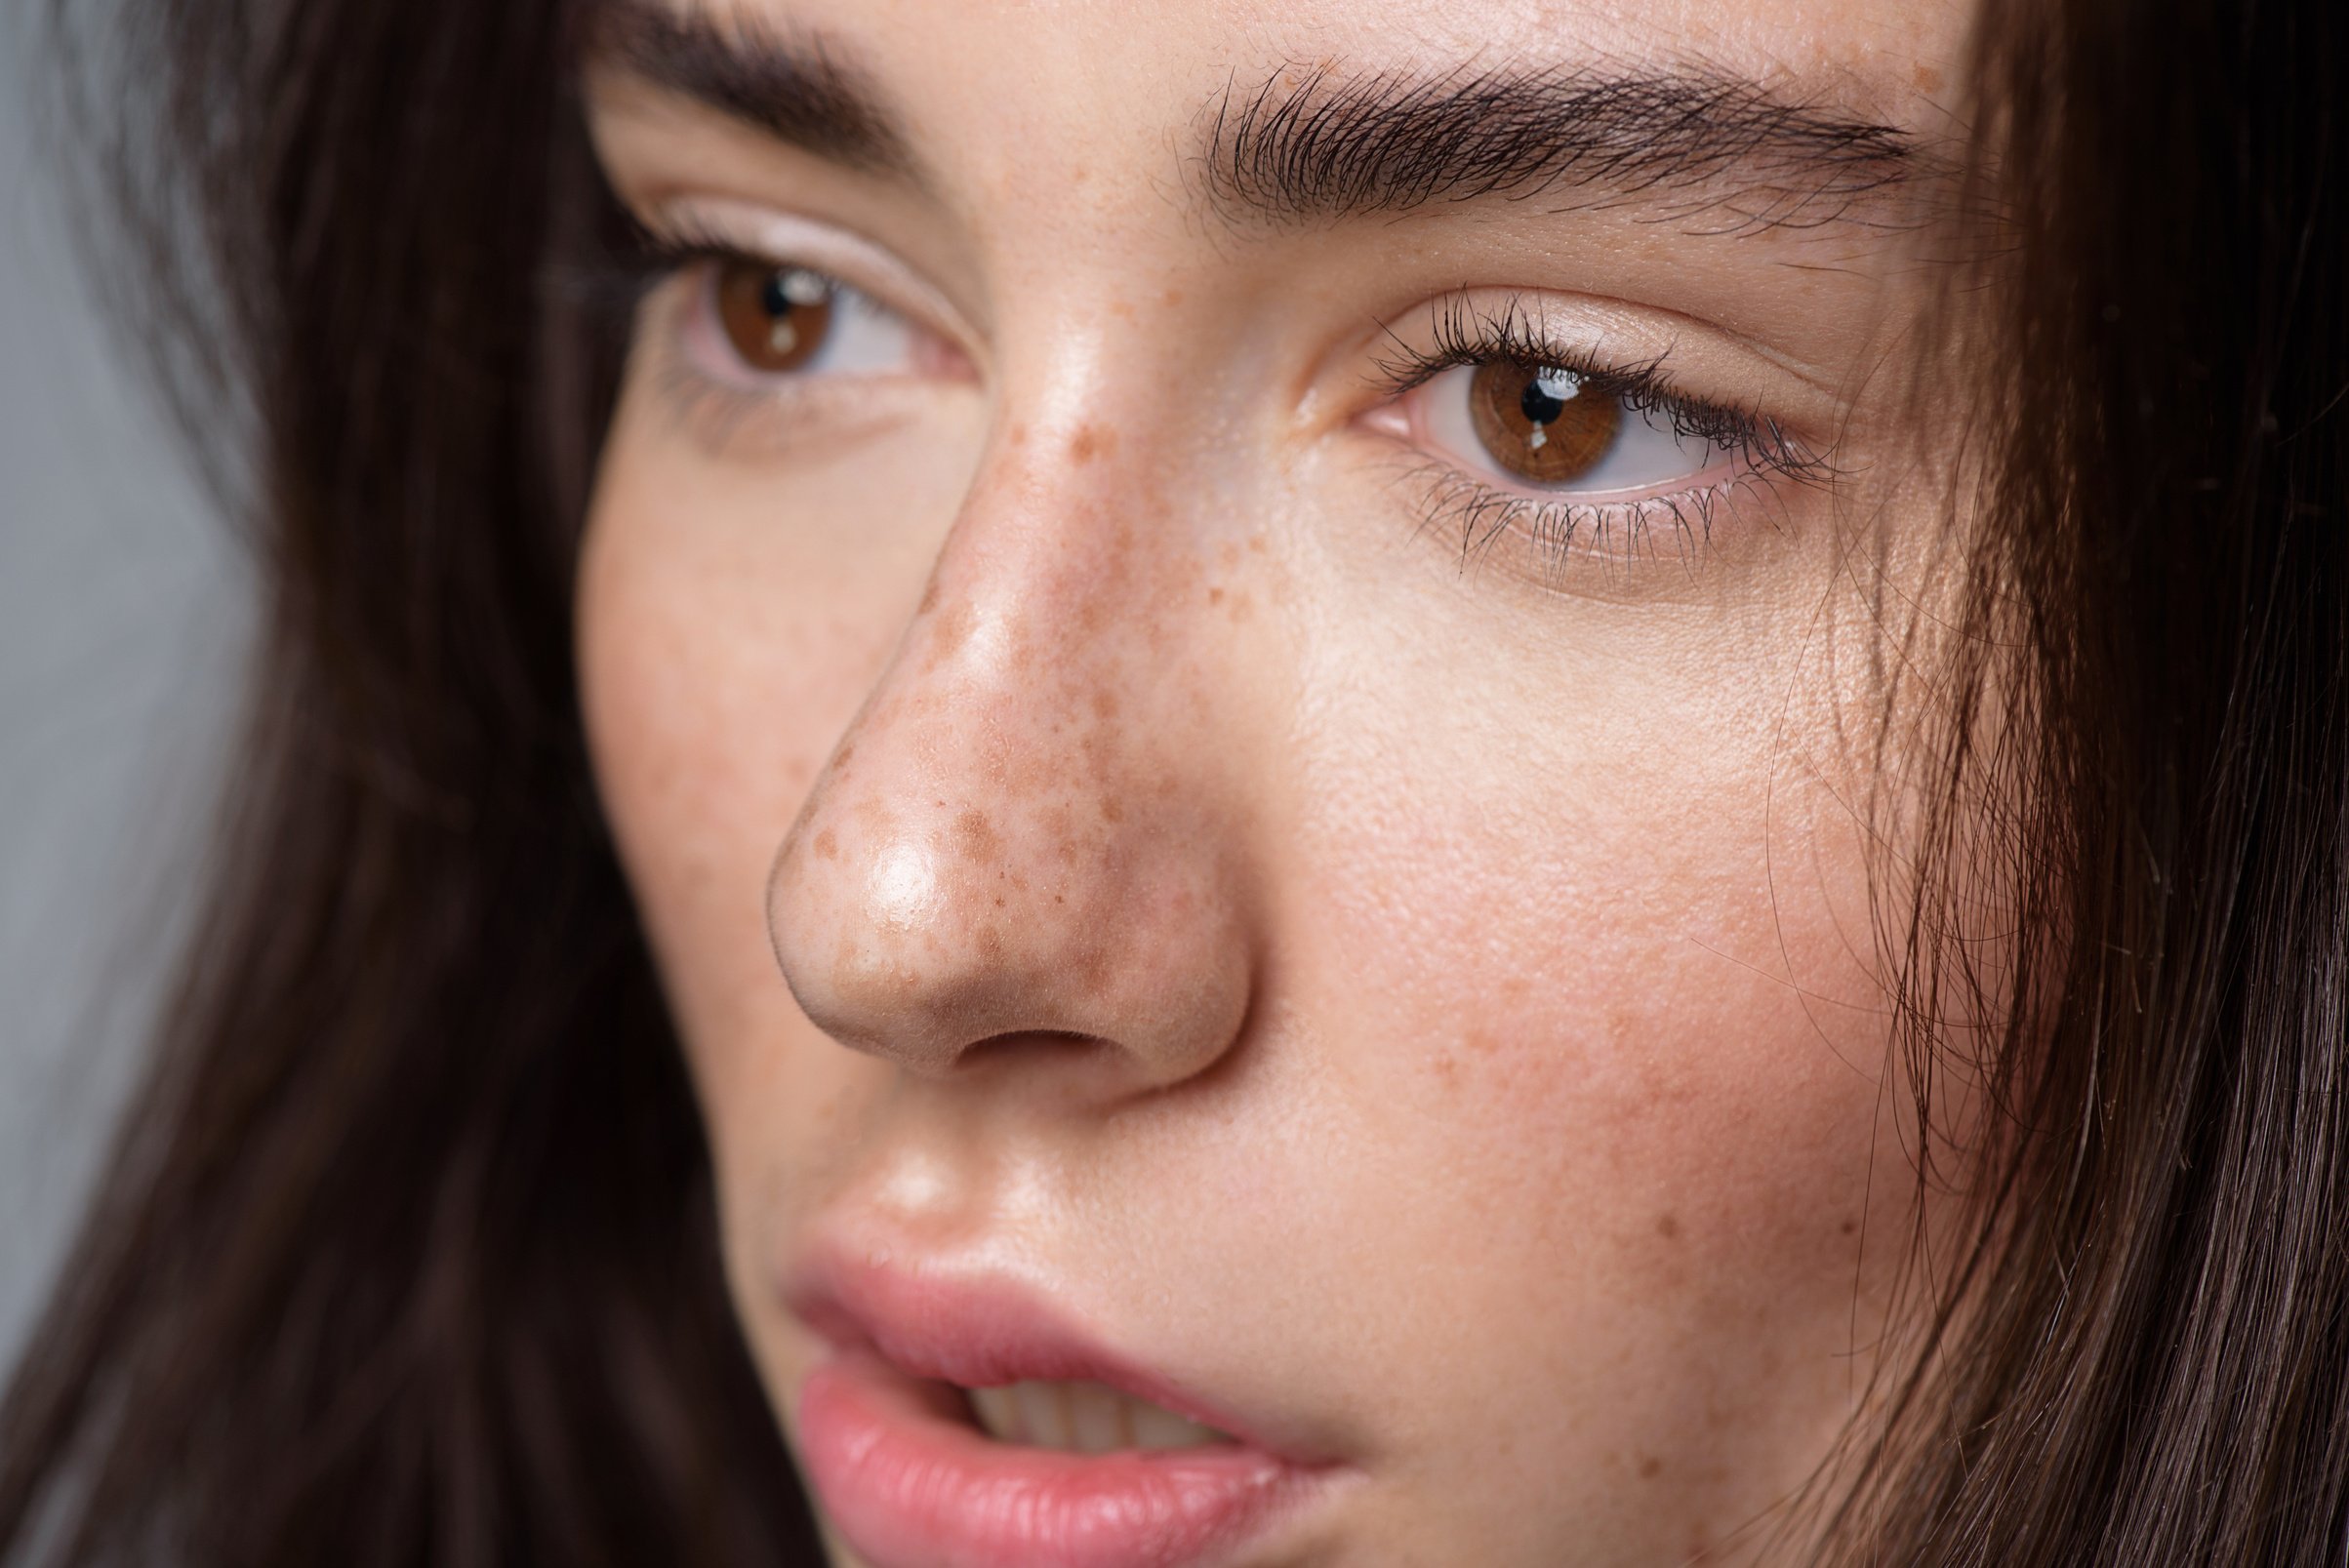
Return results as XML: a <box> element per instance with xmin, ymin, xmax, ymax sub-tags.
<box><xmin>633</xmin><ymin>199</ymin><xmax>975</xmax><ymax>357</ymax></box>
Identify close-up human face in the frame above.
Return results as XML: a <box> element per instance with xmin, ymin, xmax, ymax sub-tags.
<box><xmin>576</xmin><ymin>0</ymin><xmax>1977</xmax><ymax>1563</ymax></box>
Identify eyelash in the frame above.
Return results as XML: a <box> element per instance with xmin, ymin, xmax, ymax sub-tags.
<box><xmin>1369</xmin><ymin>293</ymin><xmax>1833</xmax><ymax>576</ymax></box>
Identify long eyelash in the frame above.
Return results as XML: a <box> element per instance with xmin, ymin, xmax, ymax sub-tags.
<box><xmin>1369</xmin><ymin>291</ymin><xmax>1837</xmax><ymax>486</ymax></box>
<box><xmin>558</xmin><ymin>213</ymin><xmax>774</xmax><ymax>325</ymax></box>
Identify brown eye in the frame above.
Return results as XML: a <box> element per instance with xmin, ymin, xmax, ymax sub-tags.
<box><xmin>1467</xmin><ymin>361</ymin><xmax>1623</xmax><ymax>485</ymax></box>
<box><xmin>712</xmin><ymin>261</ymin><xmax>836</xmax><ymax>373</ymax></box>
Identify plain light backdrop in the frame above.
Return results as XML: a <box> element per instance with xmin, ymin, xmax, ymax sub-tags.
<box><xmin>0</xmin><ymin>15</ymin><xmax>253</xmax><ymax>1369</ymax></box>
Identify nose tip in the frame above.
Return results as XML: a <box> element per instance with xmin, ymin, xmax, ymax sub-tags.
<box><xmin>764</xmin><ymin>614</ymin><xmax>1255</xmax><ymax>1092</ymax></box>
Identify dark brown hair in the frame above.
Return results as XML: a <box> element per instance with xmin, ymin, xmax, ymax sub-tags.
<box><xmin>3</xmin><ymin>0</ymin><xmax>2344</xmax><ymax>1562</ymax></box>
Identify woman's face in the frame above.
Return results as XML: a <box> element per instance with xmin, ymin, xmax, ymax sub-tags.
<box><xmin>578</xmin><ymin>0</ymin><xmax>1974</xmax><ymax>1561</ymax></box>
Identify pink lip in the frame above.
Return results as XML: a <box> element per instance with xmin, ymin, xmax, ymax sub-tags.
<box><xmin>786</xmin><ymin>1259</ymin><xmax>1339</xmax><ymax>1568</ymax></box>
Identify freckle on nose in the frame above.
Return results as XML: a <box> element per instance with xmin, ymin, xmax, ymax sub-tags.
<box><xmin>923</xmin><ymin>603</ymin><xmax>972</xmax><ymax>670</ymax></box>
<box><xmin>954</xmin><ymin>808</ymin><xmax>1001</xmax><ymax>864</ymax></box>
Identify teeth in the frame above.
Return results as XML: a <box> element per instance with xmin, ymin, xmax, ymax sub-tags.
<box><xmin>967</xmin><ymin>1386</ymin><xmax>1026</xmax><ymax>1443</ymax></box>
<box><xmin>965</xmin><ymin>1379</ymin><xmax>1231</xmax><ymax>1452</ymax></box>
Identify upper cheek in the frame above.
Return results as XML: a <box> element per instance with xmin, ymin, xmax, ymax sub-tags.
<box><xmin>574</xmin><ymin>456</ymin><xmax>905</xmax><ymax>1085</ymax></box>
<box><xmin>1304</xmin><ymin>747</ymin><xmax>1892</xmax><ymax>1284</ymax></box>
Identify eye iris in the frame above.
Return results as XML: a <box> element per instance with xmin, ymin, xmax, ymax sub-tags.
<box><xmin>713</xmin><ymin>261</ymin><xmax>834</xmax><ymax>373</ymax></box>
<box><xmin>1468</xmin><ymin>360</ymin><xmax>1622</xmax><ymax>484</ymax></box>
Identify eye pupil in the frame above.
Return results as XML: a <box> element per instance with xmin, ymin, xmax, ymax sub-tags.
<box><xmin>1519</xmin><ymin>368</ymin><xmax>1575</xmax><ymax>425</ymax></box>
<box><xmin>716</xmin><ymin>261</ymin><xmax>835</xmax><ymax>373</ymax></box>
<box><xmin>1471</xmin><ymin>360</ymin><xmax>1621</xmax><ymax>485</ymax></box>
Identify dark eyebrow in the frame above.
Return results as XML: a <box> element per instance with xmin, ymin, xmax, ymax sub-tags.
<box><xmin>583</xmin><ymin>0</ymin><xmax>918</xmax><ymax>179</ymax></box>
<box><xmin>1201</xmin><ymin>63</ymin><xmax>1928</xmax><ymax>233</ymax></box>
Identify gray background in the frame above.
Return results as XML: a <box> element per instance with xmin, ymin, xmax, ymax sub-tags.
<box><xmin>0</xmin><ymin>16</ymin><xmax>253</xmax><ymax>1369</ymax></box>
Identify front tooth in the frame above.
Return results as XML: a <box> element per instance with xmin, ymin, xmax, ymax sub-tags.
<box><xmin>1015</xmin><ymin>1380</ymin><xmax>1072</xmax><ymax>1450</ymax></box>
<box><xmin>969</xmin><ymin>1386</ymin><xmax>1025</xmax><ymax>1443</ymax></box>
<box><xmin>1130</xmin><ymin>1401</ymin><xmax>1225</xmax><ymax>1451</ymax></box>
<box><xmin>1067</xmin><ymin>1381</ymin><xmax>1127</xmax><ymax>1454</ymax></box>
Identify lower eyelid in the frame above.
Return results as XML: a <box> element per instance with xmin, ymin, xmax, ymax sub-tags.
<box><xmin>1379</xmin><ymin>445</ymin><xmax>1802</xmax><ymax>590</ymax></box>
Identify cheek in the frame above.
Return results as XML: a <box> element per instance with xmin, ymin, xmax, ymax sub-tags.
<box><xmin>573</xmin><ymin>418</ymin><xmax>940</xmax><ymax>1179</ymax></box>
<box><xmin>1257</xmin><ymin>582</ymin><xmax>1926</xmax><ymax>1512</ymax></box>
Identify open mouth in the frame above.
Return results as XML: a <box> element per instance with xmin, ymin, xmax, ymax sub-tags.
<box><xmin>960</xmin><ymin>1377</ymin><xmax>1236</xmax><ymax>1453</ymax></box>
<box><xmin>784</xmin><ymin>1258</ymin><xmax>1349</xmax><ymax>1568</ymax></box>
<box><xmin>796</xmin><ymin>1348</ymin><xmax>1313</xmax><ymax>1568</ymax></box>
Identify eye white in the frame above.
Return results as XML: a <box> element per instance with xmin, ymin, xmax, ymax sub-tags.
<box><xmin>1415</xmin><ymin>363</ymin><xmax>1729</xmax><ymax>494</ymax></box>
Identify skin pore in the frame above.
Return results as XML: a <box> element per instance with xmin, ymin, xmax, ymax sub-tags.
<box><xmin>575</xmin><ymin>0</ymin><xmax>1978</xmax><ymax>1562</ymax></box>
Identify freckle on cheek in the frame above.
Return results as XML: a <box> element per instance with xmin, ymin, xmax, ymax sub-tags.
<box><xmin>954</xmin><ymin>808</ymin><xmax>1001</xmax><ymax>864</ymax></box>
<box><xmin>813</xmin><ymin>828</ymin><xmax>839</xmax><ymax>861</ymax></box>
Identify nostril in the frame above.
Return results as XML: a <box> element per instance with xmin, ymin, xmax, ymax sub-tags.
<box><xmin>953</xmin><ymin>1029</ymin><xmax>1106</xmax><ymax>1074</ymax></box>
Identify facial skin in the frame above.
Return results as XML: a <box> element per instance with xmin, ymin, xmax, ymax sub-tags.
<box><xmin>577</xmin><ymin>0</ymin><xmax>1978</xmax><ymax>1561</ymax></box>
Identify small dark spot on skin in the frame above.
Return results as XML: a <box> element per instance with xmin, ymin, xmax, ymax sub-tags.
<box><xmin>925</xmin><ymin>602</ymin><xmax>972</xmax><ymax>669</ymax></box>
<box><xmin>1069</xmin><ymin>423</ymin><xmax>1116</xmax><ymax>464</ymax></box>
<box><xmin>1008</xmin><ymin>422</ymin><xmax>1029</xmax><ymax>447</ymax></box>
<box><xmin>832</xmin><ymin>742</ymin><xmax>854</xmax><ymax>768</ymax></box>
<box><xmin>1639</xmin><ymin>1456</ymin><xmax>1664</xmax><ymax>1479</ymax></box>
<box><xmin>1913</xmin><ymin>62</ymin><xmax>1945</xmax><ymax>94</ymax></box>
<box><xmin>1090</xmin><ymin>689</ymin><xmax>1118</xmax><ymax>721</ymax></box>
<box><xmin>1464</xmin><ymin>1029</ymin><xmax>1501</xmax><ymax>1057</ymax></box>
<box><xmin>1655</xmin><ymin>1214</ymin><xmax>1681</xmax><ymax>1241</ymax></box>
<box><xmin>1208</xmin><ymin>587</ymin><xmax>1225</xmax><ymax>606</ymax></box>
<box><xmin>919</xmin><ymin>580</ymin><xmax>941</xmax><ymax>616</ymax></box>
<box><xmin>813</xmin><ymin>828</ymin><xmax>839</xmax><ymax>861</ymax></box>
<box><xmin>1163</xmin><ymin>288</ymin><xmax>1184</xmax><ymax>306</ymax></box>
<box><xmin>955</xmin><ymin>808</ymin><xmax>1000</xmax><ymax>864</ymax></box>
<box><xmin>1842</xmin><ymin>1218</ymin><xmax>1859</xmax><ymax>1235</ymax></box>
<box><xmin>1101</xmin><ymin>797</ymin><xmax>1125</xmax><ymax>824</ymax></box>
<box><xmin>1247</xmin><ymin>535</ymin><xmax>1266</xmax><ymax>553</ymax></box>
<box><xmin>993</xmin><ymin>896</ymin><xmax>1004</xmax><ymax>907</ymax></box>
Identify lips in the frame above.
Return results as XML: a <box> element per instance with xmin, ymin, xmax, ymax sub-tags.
<box><xmin>786</xmin><ymin>1260</ymin><xmax>1342</xmax><ymax>1568</ymax></box>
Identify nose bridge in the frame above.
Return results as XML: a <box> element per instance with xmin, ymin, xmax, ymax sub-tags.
<box><xmin>765</xmin><ymin>417</ymin><xmax>1255</xmax><ymax>1088</ymax></box>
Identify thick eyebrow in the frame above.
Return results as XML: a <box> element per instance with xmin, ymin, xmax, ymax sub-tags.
<box><xmin>582</xmin><ymin>0</ymin><xmax>918</xmax><ymax>179</ymax></box>
<box><xmin>1200</xmin><ymin>63</ymin><xmax>1927</xmax><ymax>233</ymax></box>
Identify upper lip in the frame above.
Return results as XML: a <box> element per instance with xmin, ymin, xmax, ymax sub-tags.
<box><xmin>783</xmin><ymin>1245</ymin><xmax>1327</xmax><ymax>1465</ymax></box>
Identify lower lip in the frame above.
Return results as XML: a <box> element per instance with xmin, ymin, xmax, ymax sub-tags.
<box><xmin>794</xmin><ymin>1349</ymin><xmax>1317</xmax><ymax>1568</ymax></box>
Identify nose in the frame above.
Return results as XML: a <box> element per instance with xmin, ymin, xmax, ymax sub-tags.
<box><xmin>764</xmin><ymin>434</ymin><xmax>1259</xmax><ymax>1093</ymax></box>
